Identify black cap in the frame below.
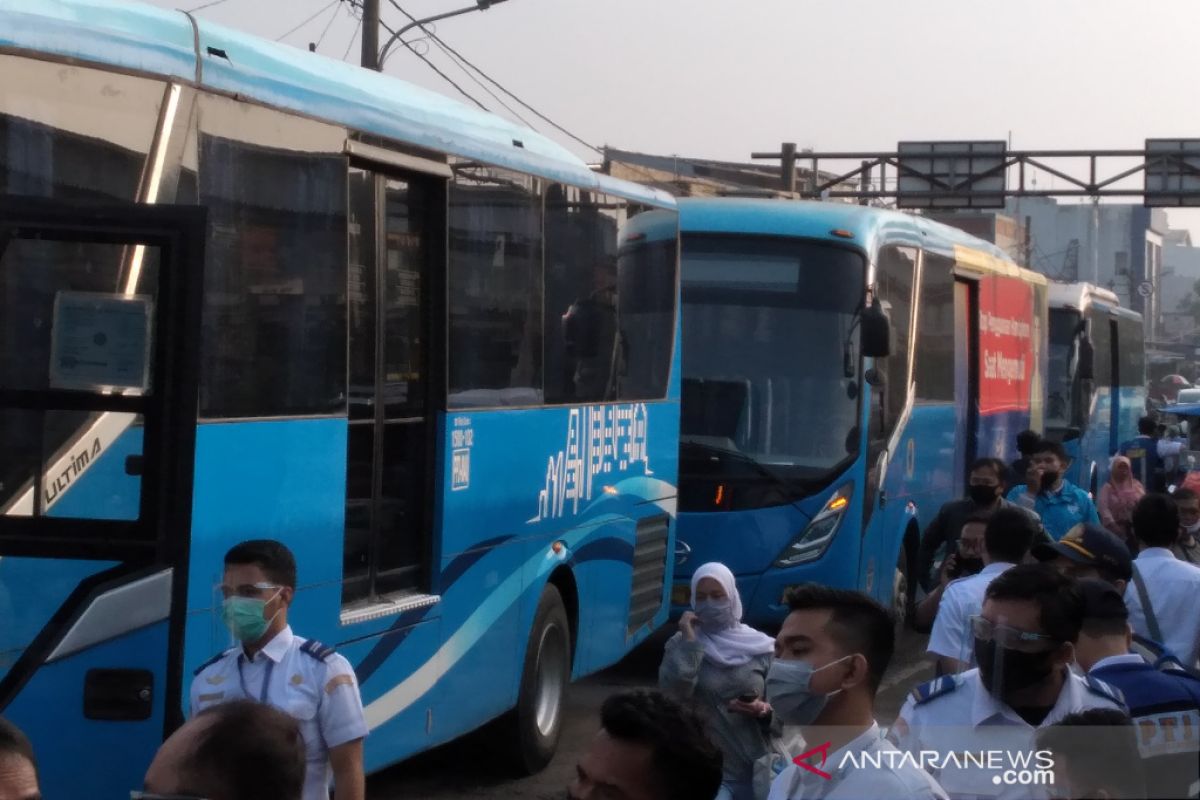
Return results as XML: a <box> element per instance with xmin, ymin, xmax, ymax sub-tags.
<box><xmin>1077</xmin><ymin>577</ymin><xmax>1129</xmax><ymax>621</ymax></box>
<box><xmin>1032</xmin><ymin>523</ymin><xmax>1134</xmax><ymax>581</ymax></box>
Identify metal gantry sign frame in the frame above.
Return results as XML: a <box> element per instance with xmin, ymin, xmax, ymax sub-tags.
<box><xmin>751</xmin><ymin>139</ymin><xmax>1200</xmax><ymax>207</ymax></box>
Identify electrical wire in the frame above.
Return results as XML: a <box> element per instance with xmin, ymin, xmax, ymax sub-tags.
<box><xmin>312</xmin><ymin>0</ymin><xmax>343</xmax><ymax>51</ymax></box>
<box><xmin>185</xmin><ymin>0</ymin><xmax>233</xmax><ymax>12</ymax></box>
<box><xmin>276</xmin><ymin>0</ymin><xmax>339</xmax><ymax>42</ymax></box>
<box><xmin>384</xmin><ymin>0</ymin><xmax>601</xmax><ymax>155</ymax></box>
<box><xmin>342</xmin><ymin>14</ymin><xmax>363</xmax><ymax>61</ymax></box>
<box><xmin>428</xmin><ymin>38</ymin><xmax>536</xmax><ymax>128</ymax></box>
<box><xmin>373</xmin><ymin>13</ymin><xmax>489</xmax><ymax>111</ymax></box>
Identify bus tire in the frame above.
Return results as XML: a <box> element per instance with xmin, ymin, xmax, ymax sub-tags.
<box><xmin>504</xmin><ymin>583</ymin><xmax>572</xmax><ymax>775</ymax></box>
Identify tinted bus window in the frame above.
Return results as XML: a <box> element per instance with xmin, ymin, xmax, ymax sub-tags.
<box><xmin>448</xmin><ymin>164</ymin><xmax>543</xmax><ymax>408</ymax></box>
<box><xmin>681</xmin><ymin>235</ymin><xmax>863</xmax><ymax>481</ymax></box>
<box><xmin>616</xmin><ymin>227</ymin><xmax>676</xmax><ymax>401</ymax></box>
<box><xmin>197</xmin><ymin>136</ymin><xmax>347</xmax><ymax>418</ymax></box>
<box><xmin>1088</xmin><ymin>309</ymin><xmax>1113</xmax><ymax>388</ymax></box>
<box><xmin>1047</xmin><ymin>308</ymin><xmax>1079</xmax><ymax>429</ymax></box>
<box><xmin>914</xmin><ymin>252</ymin><xmax>955</xmax><ymax>403</ymax></box>
<box><xmin>544</xmin><ymin>186</ymin><xmax>623</xmax><ymax>404</ymax></box>
<box><xmin>1118</xmin><ymin>316</ymin><xmax>1145</xmax><ymax>387</ymax></box>
<box><xmin>875</xmin><ymin>245</ymin><xmax>917</xmax><ymax>434</ymax></box>
<box><xmin>0</xmin><ymin>60</ymin><xmax>163</xmax><ymax>509</ymax></box>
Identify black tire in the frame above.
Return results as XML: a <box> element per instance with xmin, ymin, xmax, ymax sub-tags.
<box><xmin>502</xmin><ymin>584</ymin><xmax>572</xmax><ymax>775</ymax></box>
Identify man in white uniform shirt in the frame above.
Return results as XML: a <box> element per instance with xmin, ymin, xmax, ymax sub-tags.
<box><xmin>894</xmin><ymin>565</ymin><xmax>1126</xmax><ymax>800</ymax></box>
<box><xmin>766</xmin><ymin>585</ymin><xmax>947</xmax><ymax>800</ymax></box>
<box><xmin>191</xmin><ymin>540</ymin><xmax>367</xmax><ymax>800</ymax></box>
<box><xmin>1124</xmin><ymin>493</ymin><xmax>1200</xmax><ymax>667</ymax></box>
<box><xmin>928</xmin><ymin>508</ymin><xmax>1039</xmax><ymax>674</ymax></box>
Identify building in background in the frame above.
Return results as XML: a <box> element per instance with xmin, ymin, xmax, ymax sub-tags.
<box><xmin>600</xmin><ymin>147</ymin><xmax>857</xmax><ymax>199</ymax></box>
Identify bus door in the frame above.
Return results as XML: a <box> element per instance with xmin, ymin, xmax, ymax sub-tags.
<box><xmin>0</xmin><ymin>199</ymin><xmax>204</xmax><ymax>799</ymax></box>
<box><xmin>954</xmin><ymin>279</ymin><xmax>979</xmax><ymax>487</ymax></box>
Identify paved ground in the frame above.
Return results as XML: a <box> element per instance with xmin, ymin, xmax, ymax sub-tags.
<box><xmin>369</xmin><ymin>626</ymin><xmax>933</xmax><ymax>798</ymax></box>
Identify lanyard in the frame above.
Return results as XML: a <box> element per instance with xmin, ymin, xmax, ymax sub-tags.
<box><xmin>237</xmin><ymin>654</ymin><xmax>275</xmax><ymax>703</ymax></box>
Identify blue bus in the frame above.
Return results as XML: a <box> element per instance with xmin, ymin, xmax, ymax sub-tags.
<box><xmin>1045</xmin><ymin>283</ymin><xmax>1146</xmax><ymax>494</ymax></box>
<box><xmin>0</xmin><ymin>2</ymin><xmax>680</xmax><ymax>796</ymax></box>
<box><xmin>672</xmin><ymin>198</ymin><xmax>1048</xmax><ymax>629</ymax></box>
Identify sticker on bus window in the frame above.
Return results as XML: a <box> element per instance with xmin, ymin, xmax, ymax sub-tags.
<box><xmin>49</xmin><ymin>291</ymin><xmax>153</xmax><ymax>392</ymax></box>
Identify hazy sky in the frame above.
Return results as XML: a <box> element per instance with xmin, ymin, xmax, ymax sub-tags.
<box><xmin>146</xmin><ymin>0</ymin><xmax>1200</xmax><ymax>230</ymax></box>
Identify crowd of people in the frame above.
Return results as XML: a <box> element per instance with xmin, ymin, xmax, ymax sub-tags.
<box><xmin>7</xmin><ymin>423</ymin><xmax>1200</xmax><ymax>800</ymax></box>
<box><xmin>641</xmin><ymin>424</ymin><xmax>1200</xmax><ymax>800</ymax></box>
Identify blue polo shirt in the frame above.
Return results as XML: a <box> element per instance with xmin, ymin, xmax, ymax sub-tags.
<box><xmin>1006</xmin><ymin>480</ymin><xmax>1099</xmax><ymax>540</ymax></box>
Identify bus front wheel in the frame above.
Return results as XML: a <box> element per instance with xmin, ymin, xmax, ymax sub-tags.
<box><xmin>503</xmin><ymin>583</ymin><xmax>572</xmax><ymax>774</ymax></box>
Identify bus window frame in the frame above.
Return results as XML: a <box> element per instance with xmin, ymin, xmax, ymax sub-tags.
<box><xmin>0</xmin><ymin>198</ymin><xmax>204</xmax><ymax>564</ymax></box>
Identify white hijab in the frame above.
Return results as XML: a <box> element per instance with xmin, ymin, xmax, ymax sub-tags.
<box><xmin>690</xmin><ymin>562</ymin><xmax>776</xmax><ymax>667</ymax></box>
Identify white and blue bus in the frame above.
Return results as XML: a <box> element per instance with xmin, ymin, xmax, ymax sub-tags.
<box><xmin>672</xmin><ymin>198</ymin><xmax>1049</xmax><ymax>629</ymax></box>
<box><xmin>1045</xmin><ymin>283</ymin><xmax>1146</xmax><ymax>493</ymax></box>
<box><xmin>0</xmin><ymin>1</ymin><xmax>680</xmax><ymax>796</ymax></box>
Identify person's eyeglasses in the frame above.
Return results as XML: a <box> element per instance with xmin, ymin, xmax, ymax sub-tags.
<box><xmin>970</xmin><ymin>615</ymin><xmax>1058</xmax><ymax>651</ymax></box>
<box><xmin>217</xmin><ymin>581</ymin><xmax>279</xmax><ymax>599</ymax></box>
<box><xmin>131</xmin><ymin>792</ymin><xmax>210</xmax><ymax>800</ymax></box>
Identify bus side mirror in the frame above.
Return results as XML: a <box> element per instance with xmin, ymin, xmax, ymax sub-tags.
<box><xmin>862</xmin><ymin>298</ymin><xmax>891</xmax><ymax>359</ymax></box>
<box><xmin>1078</xmin><ymin>336</ymin><xmax>1096</xmax><ymax>381</ymax></box>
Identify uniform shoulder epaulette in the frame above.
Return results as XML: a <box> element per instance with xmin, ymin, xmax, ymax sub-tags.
<box><xmin>193</xmin><ymin>649</ymin><xmax>230</xmax><ymax>677</ymax></box>
<box><xmin>300</xmin><ymin>639</ymin><xmax>336</xmax><ymax>662</ymax></box>
<box><xmin>910</xmin><ymin>674</ymin><xmax>960</xmax><ymax>705</ymax></box>
<box><xmin>1084</xmin><ymin>674</ymin><xmax>1126</xmax><ymax>706</ymax></box>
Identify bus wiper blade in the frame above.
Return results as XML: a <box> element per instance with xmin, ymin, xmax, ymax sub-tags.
<box><xmin>679</xmin><ymin>439</ymin><xmax>808</xmax><ymax>497</ymax></box>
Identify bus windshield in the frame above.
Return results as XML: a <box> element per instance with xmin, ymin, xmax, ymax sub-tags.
<box><xmin>1047</xmin><ymin>308</ymin><xmax>1080</xmax><ymax>429</ymax></box>
<box><xmin>680</xmin><ymin>235</ymin><xmax>864</xmax><ymax>498</ymax></box>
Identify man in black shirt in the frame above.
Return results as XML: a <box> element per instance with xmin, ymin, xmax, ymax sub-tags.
<box><xmin>1007</xmin><ymin>429</ymin><xmax>1040</xmax><ymax>490</ymax></box>
<box><xmin>916</xmin><ymin>457</ymin><xmax>1047</xmax><ymax>593</ymax></box>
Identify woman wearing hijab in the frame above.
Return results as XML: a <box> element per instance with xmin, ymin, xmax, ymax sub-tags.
<box><xmin>1099</xmin><ymin>455</ymin><xmax>1145</xmax><ymax>545</ymax></box>
<box><xmin>659</xmin><ymin>562</ymin><xmax>779</xmax><ymax>800</ymax></box>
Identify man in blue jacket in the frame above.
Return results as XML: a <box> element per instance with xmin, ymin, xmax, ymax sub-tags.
<box><xmin>1007</xmin><ymin>439</ymin><xmax>1099</xmax><ymax>540</ymax></box>
<box><xmin>1073</xmin><ymin>578</ymin><xmax>1200</xmax><ymax>799</ymax></box>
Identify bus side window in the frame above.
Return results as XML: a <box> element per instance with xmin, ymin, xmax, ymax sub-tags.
<box><xmin>864</xmin><ymin>245</ymin><xmax>916</xmax><ymax>516</ymax></box>
<box><xmin>872</xmin><ymin>245</ymin><xmax>917</xmax><ymax>443</ymax></box>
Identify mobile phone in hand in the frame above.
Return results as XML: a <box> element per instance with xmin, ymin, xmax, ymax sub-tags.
<box><xmin>737</xmin><ymin>692</ymin><xmax>758</xmax><ymax>703</ymax></box>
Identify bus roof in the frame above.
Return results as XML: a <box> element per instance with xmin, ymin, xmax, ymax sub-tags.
<box><xmin>676</xmin><ymin>197</ymin><xmax>1044</xmax><ymax>283</ymax></box>
<box><xmin>1047</xmin><ymin>282</ymin><xmax>1140</xmax><ymax>321</ymax></box>
<box><xmin>0</xmin><ymin>0</ymin><xmax>673</xmax><ymax>208</ymax></box>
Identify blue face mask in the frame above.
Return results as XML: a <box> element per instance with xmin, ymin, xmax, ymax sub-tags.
<box><xmin>694</xmin><ymin>598</ymin><xmax>736</xmax><ymax>630</ymax></box>
<box><xmin>221</xmin><ymin>592</ymin><xmax>280</xmax><ymax>642</ymax></box>
<box><xmin>765</xmin><ymin>655</ymin><xmax>852</xmax><ymax>725</ymax></box>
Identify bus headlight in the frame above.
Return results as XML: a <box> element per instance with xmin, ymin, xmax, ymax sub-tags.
<box><xmin>774</xmin><ymin>484</ymin><xmax>853</xmax><ymax>567</ymax></box>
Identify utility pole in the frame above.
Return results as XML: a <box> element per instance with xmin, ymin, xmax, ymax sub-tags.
<box><xmin>780</xmin><ymin>142</ymin><xmax>797</xmax><ymax>194</ymax></box>
<box><xmin>361</xmin><ymin>0</ymin><xmax>381</xmax><ymax>70</ymax></box>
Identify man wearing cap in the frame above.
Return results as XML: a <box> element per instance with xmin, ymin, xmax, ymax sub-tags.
<box><xmin>1032</xmin><ymin>523</ymin><xmax>1133</xmax><ymax>595</ymax></box>
<box><xmin>1072</xmin><ymin>578</ymin><xmax>1200</xmax><ymax>799</ymax></box>
<box><xmin>1126</xmin><ymin>494</ymin><xmax>1200</xmax><ymax>669</ymax></box>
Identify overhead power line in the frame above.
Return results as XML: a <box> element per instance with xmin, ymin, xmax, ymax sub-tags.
<box><xmin>342</xmin><ymin>14</ymin><xmax>363</xmax><ymax>61</ymax></box>
<box><xmin>384</xmin><ymin>0</ymin><xmax>601</xmax><ymax>155</ymax></box>
<box><xmin>369</xmin><ymin>10</ymin><xmax>489</xmax><ymax>111</ymax></box>
<box><xmin>185</xmin><ymin>0</ymin><xmax>233</xmax><ymax>12</ymax></box>
<box><xmin>312</xmin><ymin>0</ymin><xmax>343</xmax><ymax>51</ymax></box>
<box><xmin>276</xmin><ymin>0</ymin><xmax>339</xmax><ymax>42</ymax></box>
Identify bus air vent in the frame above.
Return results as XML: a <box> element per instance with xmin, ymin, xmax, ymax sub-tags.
<box><xmin>627</xmin><ymin>515</ymin><xmax>669</xmax><ymax>636</ymax></box>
